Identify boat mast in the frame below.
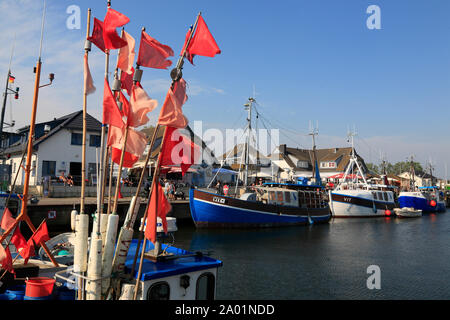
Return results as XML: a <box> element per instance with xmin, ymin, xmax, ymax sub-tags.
<box><xmin>243</xmin><ymin>97</ymin><xmax>254</xmax><ymax>187</ymax></box>
<box><xmin>309</xmin><ymin>121</ymin><xmax>320</xmax><ymax>185</ymax></box>
<box><xmin>409</xmin><ymin>155</ymin><xmax>416</xmax><ymax>191</ymax></box>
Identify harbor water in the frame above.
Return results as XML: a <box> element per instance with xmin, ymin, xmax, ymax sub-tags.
<box><xmin>173</xmin><ymin>212</ymin><xmax>450</xmax><ymax>300</ymax></box>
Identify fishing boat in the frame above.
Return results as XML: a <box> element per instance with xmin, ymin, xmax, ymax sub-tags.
<box><xmin>398</xmin><ymin>157</ymin><xmax>446</xmax><ymax>213</ymax></box>
<box><xmin>393</xmin><ymin>207</ymin><xmax>422</xmax><ymax>218</ymax></box>
<box><xmin>190</xmin><ymin>98</ymin><xmax>331</xmax><ymax>228</ymax></box>
<box><xmin>328</xmin><ymin>132</ymin><xmax>396</xmax><ymax>217</ymax></box>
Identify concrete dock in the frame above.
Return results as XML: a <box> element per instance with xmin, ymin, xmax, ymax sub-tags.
<box><xmin>24</xmin><ymin>196</ymin><xmax>191</xmax><ymax>237</ymax></box>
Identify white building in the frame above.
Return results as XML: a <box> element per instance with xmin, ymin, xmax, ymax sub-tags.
<box><xmin>3</xmin><ymin>111</ymin><xmax>102</xmax><ymax>186</ymax></box>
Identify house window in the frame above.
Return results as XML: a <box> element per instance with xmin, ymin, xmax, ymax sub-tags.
<box><xmin>146</xmin><ymin>282</ymin><xmax>170</xmax><ymax>300</ymax></box>
<box><xmin>71</xmin><ymin>132</ymin><xmax>83</xmax><ymax>146</ymax></box>
<box><xmin>42</xmin><ymin>160</ymin><xmax>56</xmax><ymax>177</ymax></box>
<box><xmin>89</xmin><ymin>135</ymin><xmax>101</xmax><ymax>147</ymax></box>
<box><xmin>297</xmin><ymin>161</ymin><xmax>308</xmax><ymax>168</ymax></box>
<box><xmin>196</xmin><ymin>273</ymin><xmax>215</xmax><ymax>300</ymax></box>
<box><xmin>320</xmin><ymin>162</ymin><xmax>336</xmax><ymax>169</ymax></box>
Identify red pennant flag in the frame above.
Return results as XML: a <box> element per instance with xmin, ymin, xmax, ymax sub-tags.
<box><xmin>0</xmin><ymin>244</ymin><xmax>14</xmax><ymax>274</ymax></box>
<box><xmin>144</xmin><ymin>183</ymin><xmax>172</xmax><ymax>244</ymax></box>
<box><xmin>103</xmin><ymin>79</ymin><xmax>125</xmax><ymax>128</ymax></box>
<box><xmin>111</xmin><ymin>147</ymin><xmax>139</xmax><ymax>168</ymax></box>
<box><xmin>11</xmin><ymin>227</ymin><xmax>28</xmax><ymax>255</ymax></box>
<box><xmin>137</xmin><ymin>30</ymin><xmax>174</xmax><ymax>69</ymax></box>
<box><xmin>186</xmin><ymin>16</ymin><xmax>221</xmax><ymax>64</ymax></box>
<box><xmin>103</xmin><ymin>8</ymin><xmax>130</xmax><ymax>50</ymax></box>
<box><xmin>121</xmin><ymin>67</ymin><xmax>134</xmax><ymax>96</ymax></box>
<box><xmin>107</xmin><ymin>126</ymin><xmax>147</xmax><ymax>162</ymax></box>
<box><xmin>31</xmin><ymin>220</ymin><xmax>50</xmax><ymax>246</ymax></box>
<box><xmin>157</xmin><ymin>78</ymin><xmax>188</xmax><ymax>129</ymax></box>
<box><xmin>117</xmin><ymin>30</ymin><xmax>135</xmax><ymax>74</ymax></box>
<box><xmin>128</xmin><ymin>84</ymin><xmax>158</xmax><ymax>127</ymax></box>
<box><xmin>160</xmin><ymin>126</ymin><xmax>201</xmax><ymax>176</ymax></box>
<box><xmin>88</xmin><ymin>18</ymin><xmax>106</xmax><ymax>53</ymax></box>
<box><xmin>83</xmin><ymin>53</ymin><xmax>96</xmax><ymax>95</ymax></box>
<box><xmin>1</xmin><ymin>208</ymin><xmax>16</xmax><ymax>231</ymax></box>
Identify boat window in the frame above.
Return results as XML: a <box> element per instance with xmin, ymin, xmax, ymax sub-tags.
<box><xmin>372</xmin><ymin>192</ymin><xmax>377</xmax><ymax>200</ymax></box>
<box><xmin>284</xmin><ymin>192</ymin><xmax>291</xmax><ymax>203</ymax></box>
<box><xmin>383</xmin><ymin>192</ymin><xmax>388</xmax><ymax>201</ymax></box>
<box><xmin>277</xmin><ymin>191</ymin><xmax>283</xmax><ymax>203</ymax></box>
<box><xmin>196</xmin><ymin>273</ymin><xmax>215</xmax><ymax>300</ymax></box>
<box><xmin>268</xmin><ymin>191</ymin><xmax>275</xmax><ymax>201</ymax></box>
<box><xmin>147</xmin><ymin>281</ymin><xmax>170</xmax><ymax>300</ymax></box>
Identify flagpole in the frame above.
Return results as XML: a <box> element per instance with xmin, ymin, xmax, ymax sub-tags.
<box><xmin>80</xmin><ymin>8</ymin><xmax>92</xmax><ymax>215</ymax></box>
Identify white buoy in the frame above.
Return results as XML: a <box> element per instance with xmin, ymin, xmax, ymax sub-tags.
<box><xmin>123</xmin><ymin>196</ymin><xmax>141</xmax><ymax>228</ymax></box>
<box><xmin>70</xmin><ymin>209</ymin><xmax>78</xmax><ymax>231</ymax></box>
<box><xmin>111</xmin><ymin>227</ymin><xmax>134</xmax><ymax>275</ymax></box>
<box><xmin>101</xmin><ymin>214</ymin><xmax>119</xmax><ymax>296</ymax></box>
<box><xmin>119</xmin><ymin>283</ymin><xmax>136</xmax><ymax>300</ymax></box>
<box><xmin>100</xmin><ymin>213</ymin><xmax>109</xmax><ymax>250</ymax></box>
<box><xmin>73</xmin><ymin>214</ymin><xmax>89</xmax><ymax>273</ymax></box>
<box><xmin>85</xmin><ymin>235</ymin><xmax>103</xmax><ymax>300</ymax></box>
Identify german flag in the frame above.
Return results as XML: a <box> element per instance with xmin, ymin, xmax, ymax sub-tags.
<box><xmin>8</xmin><ymin>75</ymin><xmax>15</xmax><ymax>83</ymax></box>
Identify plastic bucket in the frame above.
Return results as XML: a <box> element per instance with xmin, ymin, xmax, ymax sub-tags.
<box><xmin>25</xmin><ymin>277</ymin><xmax>55</xmax><ymax>298</ymax></box>
<box><xmin>0</xmin><ymin>293</ymin><xmax>16</xmax><ymax>300</ymax></box>
<box><xmin>5</xmin><ymin>284</ymin><xmax>26</xmax><ymax>300</ymax></box>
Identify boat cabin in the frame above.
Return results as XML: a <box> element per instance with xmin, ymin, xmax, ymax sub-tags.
<box><xmin>254</xmin><ymin>187</ymin><xmax>327</xmax><ymax>208</ymax></box>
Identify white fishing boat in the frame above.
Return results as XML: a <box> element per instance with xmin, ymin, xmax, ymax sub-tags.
<box><xmin>393</xmin><ymin>207</ymin><xmax>422</xmax><ymax>218</ymax></box>
<box><xmin>329</xmin><ymin>132</ymin><xmax>396</xmax><ymax>218</ymax></box>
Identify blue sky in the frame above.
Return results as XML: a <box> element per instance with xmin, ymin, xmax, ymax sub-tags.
<box><xmin>1</xmin><ymin>0</ymin><xmax>449</xmax><ymax>177</ymax></box>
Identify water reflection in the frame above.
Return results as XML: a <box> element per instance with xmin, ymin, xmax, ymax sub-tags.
<box><xmin>173</xmin><ymin>213</ymin><xmax>450</xmax><ymax>300</ymax></box>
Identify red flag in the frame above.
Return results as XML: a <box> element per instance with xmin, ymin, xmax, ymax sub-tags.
<box><xmin>83</xmin><ymin>53</ymin><xmax>96</xmax><ymax>95</ymax></box>
<box><xmin>11</xmin><ymin>227</ymin><xmax>28</xmax><ymax>255</ymax></box>
<box><xmin>157</xmin><ymin>78</ymin><xmax>188</xmax><ymax>129</ymax></box>
<box><xmin>128</xmin><ymin>84</ymin><xmax>158</xmax><ymax>127</ymax></box>
<box><xmin>103</xmin><ymin>8</ymin><xmax>130</xmax><ymax>50</ymax></box>
<box><xmin>1</xmin><ymin>208</ymin><xmax>15</xmax><ymax>231</ymax></box>
<box><xmin>160</xmin><ymin>126</ymin><xmax>201</xmax><ymax>176</ymax></box>
<box><xmin>103</xmin><ymin>79</ymin><xmax>125</xmax><ymax>128</ymax></box>
<box><xmin>88</xmin><ymin>18</ymin><xmax>106</xmax><ymax>53</ymax></box>
<box><xmin>144</xmin><ymin>183</ymin><xmax>172</xmax><ymax>244</ymax></box>
<box><xmin>107</xmin><ymin>126</ymin><xmax>147</xmax><ymax>161</ymax></box>
<box><xmin>186</xmin><ymin>16</ymin><xmax>221</xmax><ymax>64</ymax></box>
<box><xmin>30</xmin><ymin>221</ymin><xmax>50</xmax><ymax>246</ymax></box>
<box><xmin>121</xmin><ymin>67</ymin><xmax>134</xmax><ymax>96</ymax></box>
<box><xmin>137</xmin><ymin>30</ymin><xmax>174</xmax><ymax>69</ymax></box>
<box><xmin>111</xmin><ymin>147</ymin><xmax>139</xmax><ymax>168</ymax></box>
<box><xmin>0</xmin><ymin>244</ymin><xmax>14</xmax><ymax>274</ymax></box>
<box><xmin>117</xmin><ymin>30</ymin><xmax>135</xmax><ymax>74</ymax></box>
<box><xmin>181</xmin><ymin>30</ymin><xmax>195</xmax><ymax>65</ymax></box>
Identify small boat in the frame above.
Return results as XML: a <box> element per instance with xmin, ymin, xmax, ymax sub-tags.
<box><xmin>329</xmin><ymin>132</ymin><xmax>396</xmax><ymax>218</ymax></box>
<box><xmin>393</xmin><ymin>207</ymin><xmax>422</xmax><ymax>218</ymax></box>
<box><xmin>398</xmin><ymin>158</ymin><xmax>446</xmax><ymax>213</ymax></box>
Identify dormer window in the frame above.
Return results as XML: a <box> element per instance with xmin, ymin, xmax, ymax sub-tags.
<box><xmin>297</xmin><ymin>160</ymin><xmax>308</xmax><ymax>168</ymax></box>
<box><xmin>320</xmin><ymin>161</ymin><xmax>336</xmax><ymax>169</ymax></box>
